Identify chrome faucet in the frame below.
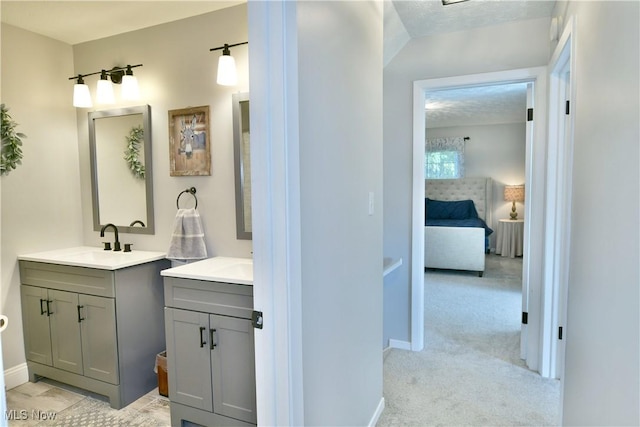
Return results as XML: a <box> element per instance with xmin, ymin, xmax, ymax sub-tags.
<box><xmin>100</xmin><ymin>223</ymin><xmax>121</xmax><ymax>251</ymax></box>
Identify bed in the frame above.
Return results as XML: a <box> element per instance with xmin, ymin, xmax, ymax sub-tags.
<box><xmin>424</xmin><ymin>177</ymin><xmax>493</xmax><ymax>277</ymax></box>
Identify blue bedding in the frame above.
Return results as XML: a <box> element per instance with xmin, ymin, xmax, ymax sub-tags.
<box><xmin>425</xmin><ymin>198</ymin><xmax>493</xmax><ymax>236</ymax></box>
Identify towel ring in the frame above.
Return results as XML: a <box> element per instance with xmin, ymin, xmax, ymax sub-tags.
<box><xmin>176</xmin><ymin>187</ymin><xmax>198</xmax><ymax>209</ymax></box>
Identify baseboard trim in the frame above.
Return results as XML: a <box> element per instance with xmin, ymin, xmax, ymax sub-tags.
<box><xmin>4</xmin><ymin>362</ymin><xmax>28</xmax><ymax>390</ymax></box>
<box><xmin>388</xmin><ymin>339</ymin><xmax>411</xmax><ymax>351</ymax></box>
<box><xmin>383</xmin><ymin>346</ymin><xmax>392</xmax><ymax>359</ymax></box>
<box><xmin>368</xmin><ymin>397</ymin><xmax>385</xmax><ymax>427</ymax></box>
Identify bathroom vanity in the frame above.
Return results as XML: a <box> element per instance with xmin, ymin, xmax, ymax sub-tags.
<box><xmin>161</xmin><ymin>257</ymin><xmax>256</xmax><ymax>427</ymax></box>
<box><xmin>18</xmin><ymin>246</ymin><xmax>169</xmax><ymax>409</ymax></box>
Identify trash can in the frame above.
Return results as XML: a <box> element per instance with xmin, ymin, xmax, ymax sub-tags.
<box><xmin>155</xmin><ymin>351</ymin><xmax>168</xmax><ymax>397</ymax></box>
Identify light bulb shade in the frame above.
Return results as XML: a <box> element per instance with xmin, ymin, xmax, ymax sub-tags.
<box><xmin>96</xmin><ymin>78</ymin><xmax>115</xmax><ymax>104</ymax></box>
<box><xmin>217</xmin><ymin>54</ymin><xmax>238</xmax><ymax>86</ymax></box>
<box><xmin>73</xmin><ymin>83</ymin><xmax>92</xmax><ymax>108</ymax></box>
<box><xmin>121</xmin><ymin>74</ymin><xmax>140</xmax><ymax>100</ymax></box>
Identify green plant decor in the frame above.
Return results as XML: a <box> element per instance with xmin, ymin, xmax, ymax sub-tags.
<box><xmin>1</xmin><ymin>104</ymin><xmax>26</xmax><ymax>176</ymax></box>
<box><xmin>124</xmin><ymin>125</ymin><xmax>145</xmax><ymax>179</ymax></box>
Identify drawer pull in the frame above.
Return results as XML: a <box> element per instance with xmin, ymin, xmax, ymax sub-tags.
<box><xmin>77</xmin><ymin>305</ymin><xmax>85</xmax><ymax>323</ymax></box>
<box><xmin>210</xmin><ymin>329</ymin><xmax>218</xmax><ymax>349</ymax></box>
<box><xmin>46</xmin><ymin>299</ymin><xmax>53</xmax><ymax>316</ymax></box>
<box><xmin>199</xmin><ymin>326</ymin><xmax>206</xmax><ymax>348</ymax></box>
<box><xmin>40</xmin><ymin>298</ymin><xmax>46</xmax><ymax>315</ymax></box>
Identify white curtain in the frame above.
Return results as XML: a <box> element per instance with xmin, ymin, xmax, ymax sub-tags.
<box><xmin>425</xmin><ymin>137</ymin><xmax>465</xmax><ymax>179</ymax></box>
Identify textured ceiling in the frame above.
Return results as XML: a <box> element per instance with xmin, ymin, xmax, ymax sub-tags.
<box><xmin>393</xmin><ymin>0</ymin><xmax>555</xmax><ymax>38</ymax></box>
<box><xmin>425</xmin><ymin>83</ymin><xmax>529</xmax><ymax>128</ymax></box>
<box><xmin>390</xmin><ymin>1</ymin><xmax>554</xmax><ymax>128</ymax></box>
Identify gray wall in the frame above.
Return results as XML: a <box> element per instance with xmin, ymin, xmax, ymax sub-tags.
<box><xmin>297</xmin><ymin>1</ymin><xmax>384</xmax><ymax>425</ymax></box>
<box><xmin>1</xmin><ymin>24</ymin><xmax>84</xmax><ymax>375</ymax></box>
<box><xmin>383</xmin><ymin>17</ymin><xmax>550</xmax><ymax>346</ymax></box>
<box><xmin>555</xmin><ymin>1</ymin><xmax>640</xmax><ymax>425</ymax></box>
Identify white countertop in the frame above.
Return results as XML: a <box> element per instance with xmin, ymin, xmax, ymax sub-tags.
<box><xmin>18</xmin><ymin>246</ymin><xmax>167</xmax><ymax>270</ymax></box>
<box><xmin>161</xmin><ymin>257</ymin><xmax>253</xmax><ymax>285</ymax></box>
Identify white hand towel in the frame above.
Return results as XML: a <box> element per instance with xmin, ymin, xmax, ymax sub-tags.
<box><xmin>167</xmin><ymin>208</ymin><xmax>208</xmax><ymax>261</ymax></box>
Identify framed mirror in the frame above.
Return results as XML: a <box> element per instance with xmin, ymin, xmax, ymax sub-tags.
<box><xmin>232</xmin><ymin>93</ymin><xmax>252</xmax><ymax>240</ymax></box>
<box><xmin>89</xmin><ymin>105</ymin><xmax>154</xmax><ymax>234</ymax></box>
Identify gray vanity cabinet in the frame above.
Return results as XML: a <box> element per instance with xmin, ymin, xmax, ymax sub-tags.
<box><xmin>164</xmin><ymin>276</ymin><xmax>257</xmax><ymax>426</ymax></box>
<box><xmin>19</xmin><ymin>259</ymin><xmax>169</xmax><ymax>409</ymax></box>
<box><xmin>21</xmin><ymin>286</ymin><xmax>118</xmax><ymax>383</ymax></box>
<box><xmin>165</xmin><ymin>308</ymin><xmax>213</xmax><ymax>410</ymax></box>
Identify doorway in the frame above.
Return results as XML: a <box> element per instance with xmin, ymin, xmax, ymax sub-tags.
<box><xmin>424</xmin><ymin>80</ymin><xmax>529</xmax><ymax>357</ymax></box>
<box><xmin>411</xmin><ymin>67</ymin><xmax>550</xmax><ymax>374</ymax></box>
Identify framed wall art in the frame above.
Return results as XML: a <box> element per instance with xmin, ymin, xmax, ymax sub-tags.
<box><xmin>168</xmin><ymin>105</ymin><xmax>211</xmax><ymax>176</ymax></box>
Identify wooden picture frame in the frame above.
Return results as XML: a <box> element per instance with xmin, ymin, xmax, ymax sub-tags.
<box><xmin>168</xmin><ymin>106</ymin><xmax>211</xmax><ymax>176</ymax></box>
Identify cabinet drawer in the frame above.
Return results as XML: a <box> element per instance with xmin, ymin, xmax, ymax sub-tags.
<box><xmin>164</xmin><ymin>277</ymin><xmax>253</xmax><ymax>319</ymax></box>
<box><xmin>19</xmin><ymin>261</ymin><xmax>115</xmax><ymax>297</ymax></box>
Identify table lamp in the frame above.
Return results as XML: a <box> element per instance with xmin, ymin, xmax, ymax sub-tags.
<box><xmin>504</xmin><ymin>185</ymin><xmax>525</xmax><ymax>220</ymax></box>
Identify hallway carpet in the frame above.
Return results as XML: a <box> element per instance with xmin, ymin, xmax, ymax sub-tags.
<box><xmin>378</xmin><ymin>255</ymin><xmax>561</xmax><ymax>426</ymax></box>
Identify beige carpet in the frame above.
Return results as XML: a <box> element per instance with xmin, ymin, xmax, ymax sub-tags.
<box><xmin>378</xmin><ymin>255</ymin><xmax>561</xmax><ymax>426</ymax></box>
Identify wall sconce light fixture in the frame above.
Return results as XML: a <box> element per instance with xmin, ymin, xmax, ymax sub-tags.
<box><xmin>69</xmin><ymin>64</ymin><xmax>142</xmax><ymax>108</ymax></box>
<box><xmin>96</xmin><ymin>70</ymin><xmax>116</xmax><ymax>104</ymax></box>
<box><xmin>210</xmin><ymin>42</ymin><xmax>248</xmax><ymax>86</ymax></box>
<box><xmin>72</xmin><ymin>75</ymin><xmax>93</xmax><ymax>108</ymax></box>
<box><xmin>121</xmin><ymin>65</ymin><xmax>141</xmax><ymax>100</ymax></box>
<box><xmin>504</xmin><ymin>184</ymin><xmax>525</xmax><ymax>220</ymax></box>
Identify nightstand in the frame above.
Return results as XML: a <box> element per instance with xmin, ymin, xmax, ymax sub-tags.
<box><xmin>496</xmin><ymin>219</ymin><xmax>524</xmax><ymax>257</ymax></box>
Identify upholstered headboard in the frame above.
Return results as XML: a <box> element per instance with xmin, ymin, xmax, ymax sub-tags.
<box><xmin>425</xmin><ymin>177</ymin><xmax>493</xmax><ymax>225</ymax></box>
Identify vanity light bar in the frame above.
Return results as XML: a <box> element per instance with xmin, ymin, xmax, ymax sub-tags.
<box><xmin>69</xmin><ymin>64</ymin><xmax>143</xmax><ymax>107</ymax></box>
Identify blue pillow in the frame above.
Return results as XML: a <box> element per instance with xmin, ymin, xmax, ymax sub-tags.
<box><xmin>426</xmin><ymin>198</ymin><xmax>478</xmax><ymax>220</ymax></box>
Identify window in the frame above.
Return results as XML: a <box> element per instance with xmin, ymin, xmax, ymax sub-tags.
<box><xmin>425</xmin><ymin>150</ymin><xmax>462</xmax><ymax>179</ymax></box>
<box><xmin>425</xmin><ymin>137</ymin><xmax>465</xmax><ymax>179</ymax></box>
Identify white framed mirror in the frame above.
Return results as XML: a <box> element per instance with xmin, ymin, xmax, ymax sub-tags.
<box><xmin>232</xmin><ymin>93</ymin><xmax>252</xmax><ymax>240</ymax></box>
<box><xmin>89</xmin><ymin>105</ymin><xmax>154</xmax><ymax>234</ymax></box>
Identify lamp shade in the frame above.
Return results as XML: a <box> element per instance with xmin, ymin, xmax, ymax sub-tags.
<box><xmin>121</xmin><ymin>74</ymin><xmax>140</xmax><ymax>101</ymax></box>
<box><xmin>73</xmin><ymin>82</ymin><xmax>92</xmax><ymax>108</ymax></box>
<box><xmin>96</xmin><ymin>78</ymin><xmax>115</xmax><ymax>104</ymax></box>
<box><xmin>217</xmin><ymin>54</ymin><xmax>238</xmax><ymax>86</ymax></box>
<box><xmin>504</xmin><ymin>185</ymin><xmax>525</xmax><ymax>202</ymax></box>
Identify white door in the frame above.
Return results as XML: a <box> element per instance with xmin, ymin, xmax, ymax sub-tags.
<box><xmin>520</xmin><ymin>82</ymin><xmax>534</xmax><ymax>360</ymax></box>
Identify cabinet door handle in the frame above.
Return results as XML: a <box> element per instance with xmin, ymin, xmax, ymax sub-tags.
<box><xmin>40</xmin><ymin>299</ymin><xmax>46</xmax><ymax>315</ymax></box>
<box><xmin>199</xmin><ymin>326</ymin><xmax>207</xmax><ymax>348</ymax></box>
<box><xmin>77</xmin><ymin>305</ymin><xmax>85</xmax><ymax>323</ymax></box>
<box><xmin>46</xmin><ymin>299</ymin><xmax>53</xmax><ymax>316</ymax></box>
<box><xmin>210</xmin><ymin>329</ymin><xmax>217</xmax><ymax>349</ymax></box>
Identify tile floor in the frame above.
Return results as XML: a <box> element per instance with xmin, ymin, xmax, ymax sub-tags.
<box><xmin>6</xmin><ymin>379</ymin><xmax>170</xmax><ymax>426</ymax></box>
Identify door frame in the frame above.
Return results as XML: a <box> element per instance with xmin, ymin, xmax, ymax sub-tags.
<box><xmin>411</xmin><ymin>68</ymin><xmax>550</xmax><ymax>374</ymax></box>
<box><xmin>546</xmin><ymin>17</ymin><xmax>577</xmax><ymax>381</ymax></box>
<box><xmin>248</xmin><ymin>2</ymin><xmax>304</xmax><ymax>426</ymax></box>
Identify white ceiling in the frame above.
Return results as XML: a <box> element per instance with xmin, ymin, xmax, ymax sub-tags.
<box><xmin>0</xmin><ymin>1</ymin><xmax>243</xmax><ymax>45</ymax></box>
<box><xmin>426</xmin><ymin>82</ymin><xmax>529</xmax><ymax>129</ymax></box>
<box><xmin>393</xmin><ymin>0</ymin><xmax>555</xmax><ymax>38</ymax></box>
<box><xmin>1</xmin><ymin>0</ymin><xmax>554</xmax><ymax>128</ymax></box>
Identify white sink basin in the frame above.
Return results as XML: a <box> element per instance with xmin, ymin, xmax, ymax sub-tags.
<box><xmin>208</xmin><ymin>262</ymin><xmax>253</xmax><ymax>281</ymax></box>
<box><xmin>161</xmin><ymin>257</ymin><xmax>253</xmax><ymax>285</ymax></box>
<box><xmin>18</xmin><ymin>246</ymin><xmax>167</xmax><ymax>270</ymax></box>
